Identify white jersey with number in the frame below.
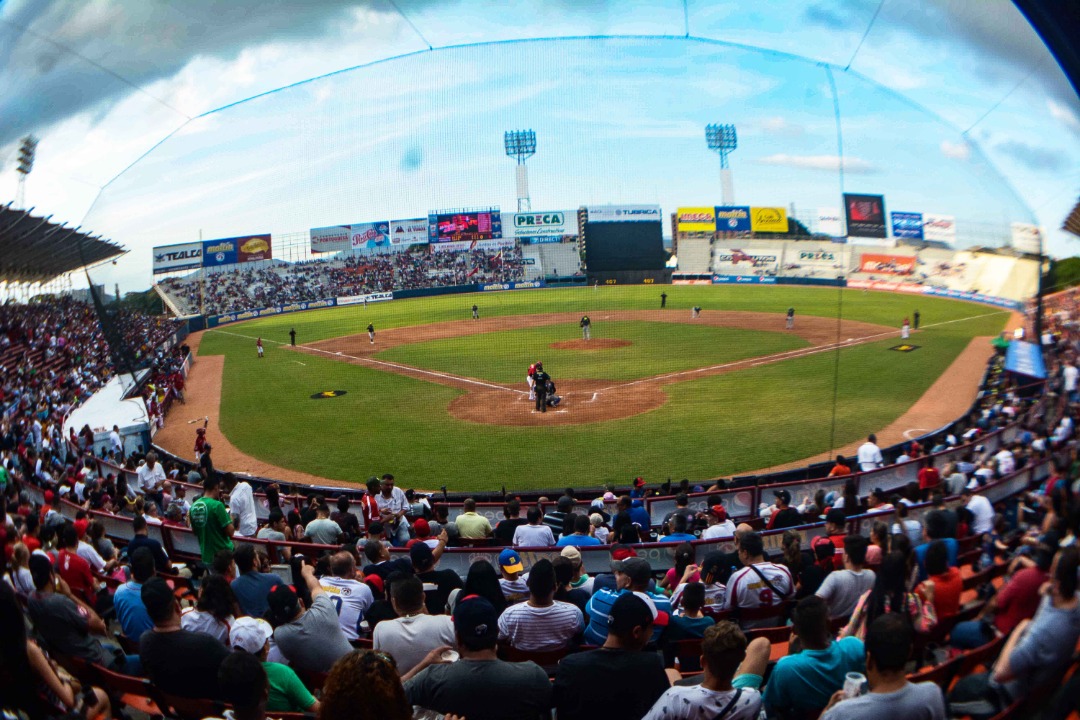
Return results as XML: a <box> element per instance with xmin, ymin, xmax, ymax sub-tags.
<box><xmin>723</xmin><ymin>562</ymin><xmax>793</xmax><ymax>618</ymax></box>
<box><xmin>319</xmin><ymin>576</ymin><xmax>374</xmax><ymax>640</ymax></box>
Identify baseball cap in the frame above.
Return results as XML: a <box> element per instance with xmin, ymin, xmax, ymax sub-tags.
<box><xmin>498</xmin><ymin>548</ymin><xmax>524</xmax><ymax>574</ymax></box>
<box><xmin>700</xmin><ymin>551</ymin><xmax>727</xmax><ymax>580</ymax></box>
<box><xmin>44</xmin><ymin>490</ymin><xmax>54</xmax><ymax>503</ymax></box>
<box><xmin>773</xmin><ymin>489</ymin><xmax>792</xmax><ymax>504</ymax></box>
<box><xmin>266</xmin><ymin>584</ymin><xmax>300</xmax><ymax>621</ymax></box>
<box><xmin>560</xmin><ymin>545</ymin><xmax>582</xmax><ymax>564</ymax></box>
<box><xmin>633</xmin><ymin>477</ymin><xmax>646</xmax><ymax>488</ymax></box>
<box><xmin>611</xmin><ymin>557</ymin><xmax>652</xmax><ymax>585</ymax></box>
<box><xmin>410</xmin><ymin>542</ymin><xmax>434</xmax><ymax>568</ymax></box>
<box><xmin>710</xmin><ymin>505</ymin><xmax>727</xmax><ymax>521</ymax></box>
<box><xmin>811</xmin><ymin>536</ymin><xmax>837</xmax><ymax>559</ymax></box>
<box><xmin>825</xmin><ymin>508</ymin><xmax>846</xmax><ymax>526</ymax></box>
<box><xmin>602</xmin><ymin>492</ymin><xmax>616</xmax><ymax>502</ymax></box>
<box><xmin>230</xmin><ymin>616</ymin><xmax>272</xmax><ymax>654</ymax></box>
<box><xmin>608</xmin><ymin>592</ymin><xmax>667</xmax><ymax>633</ymax></box>
<box><xmin>73</xmin><ymin>518</ymin><xmax>90</xmax><ymax>538</ymax></box>
<box><xmin>453</xmin><ymin>595</ymin><xmax>499</xmax><ymax>642</ymax></box>
<box><xmin>413</xmin><ymin>518</ymin><xmax>431</xmax><ymax>537</ymax></box>
<box><xmin>610</xmin><ymin>545</ymin><xmax>637</xmax><ymax>562</ymax></box>
<box><xmin>363</xmin><ymin>575</ymin><xmax>384</xmax><ymax>595</ymax></box>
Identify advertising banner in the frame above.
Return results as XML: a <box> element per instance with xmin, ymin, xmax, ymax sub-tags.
<box><xmin>388</xmin><ymin>218</ymin><xmax>429</xmax><ymax>246</ymax></box>
<box><xmin>205</xmin><ymin>298</ymin><xmax>337</xmax><ymax>328</ymax></box>
<box><xmin>237</xmin><ymin>234</ymin><xmax>273</xmax><ymax>263</ymax></box>
<box><xmin>858</xmin><ymin>253</ymin><xmax>916</xmax><ymax>275</ymax></box>
<box><xmin>712</xmin><ymin>275</ymin><xmax>778</xmax><ymax>284</ymax></box>
<box><xmin>749</xmin><ymin>207</ymin><xmax>788</xmax><ymax>233</ymax></box>
<box><xmin>429</xmin><ymin>238</ymin><xmax>515</xmax><ymax>253</ymax></box>
<box><xmin>480</xmin><ymin>280</ymin><xmax>546</xmax><ymax>292</ymax></box>
<box><xmin>816</xmin><ymin>208</ymin><xmax>843</xmax><ymax>237</ymax></box>
<box><xmin>713</xmin><ymin>248</ymin><xmax>780</xmax><ymax>274</ymax></box>
<box><xmin>675</xmin><ymin>207</ymin><xmax>716</xmax><ymax>233</ymax></box>
<box><xmin>510</xmin><ymin>211</ymin><xmax>570</xmax><ymax>238</ymax></box>
<box><xmin>846</xmin><ymin>279</ymin><xmax>926</xmax><ymax>294</ymax></box>
<box><xmin>1010</xmin><ymin>223</ymin><xmax>1042</xmax><ymax>255</ymax></box>
<box><xmin>793</xmin><ymin>249</ymin><xmax>841</xmax><ymax>265</ymax></box>
<box><xmin>518</xmin><ymin>236</ymin><xmax>565</xmax><ymax>244</ymax></box>
<box><xmin>309</xmin><ymin>225</ymin><xmax>351</xmax><ymax>254</ymax></box>
<box><xmin>152</xmin><ymin>242</ymin><xmax>203</xmax><ymax>274</ymax></box>
<box><xmin>891</xmin><ymin>212</ymin><xmax>924</xmax><ymax>240</ymax></box>
<box><xmin>844</xmin><ymin>193</ymin><xmax>887</xmax><ymax>238</ymax></box>
<box><xmin>348</xmin><ymin>222</ymin><xmax>390</xmax><ymax>249</ymax></box>
<box><xmin>714</xmin><ymin>206</ymin><xmax>751</xmax><ymax>232</ymax></box>
<box><xmin>922</xmin><ymin>214</ymin><xmax>956</xmax><ymax>244</ymax></box>
<box><xmin>585</xmin><ymin>205</ymin><xmax>662</xmax><ymax>223</ymax></box>
<box><xmin>336</xmin><ymin>291</ymin><xmax>394</xmax><ymax>307</ymax></box>
<box><xmin>201</xmin><ymin>237</ymin><xmax>239</xmax><ymax>268</ymax></box>
<box><xmin>1004</xmin><ymin>340</ymin><xmax>1047</xmax><ymax>379</ymax></box>
<box><xmin>428</xmin><ymin>211</ymin><xmax>503</xmax><ymax>241</ymax></box>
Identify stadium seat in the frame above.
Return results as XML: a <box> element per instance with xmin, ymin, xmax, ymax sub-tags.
<box><xmin>667</xmin><ymin>638</ymin><xmax>704</xmax><ymax>673</ymax></box>
<box><xmin>350</xmin><ymin>637</ymin><xmax>374</xmax><ymax>649</ymax></box>
<box><xmin>294</xmin><ymin>668</ymin><xmax>330</xmax><ymax>696</ymax></box>
<box><xmin>955</xmin><ymin>634</ymin><xmax>1006</xmax><ymax>679</ymax></box>
<box><xmin>152</xmin><ymin>687</ymin><xmax>224</xmax><ymax>720</ymax></box>
<box><xmin>92</xmin><ymin>663</ymin><xmax>163</xmax><ymax>717</ymax></box>
<box><xmin>744</xmin><ymin>624</ymin><xmax>791</xmax><ymax>661</ymax></box>
<box><xmin>499</xmin><ymin>644</ymin><xmax>572</xmax><ymax>674</ymax></box>
<box><xmin>907</xmin><ymin>652</ymin><xmax>964</xmax><ymax>689</ymax></box>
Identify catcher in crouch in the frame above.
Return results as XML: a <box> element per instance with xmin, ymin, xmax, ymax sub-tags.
<box><xmin>543</xmin><ymin>378</ymin><xmax>562</xmax><ymax>409</ymax></box>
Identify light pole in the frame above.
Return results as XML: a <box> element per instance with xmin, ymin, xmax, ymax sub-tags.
<box><xmin>15</xmin><ymin>135</ymin><xmax>38</xmax><ymax>209</ymax></box>
<box><xmin>504</xmin><ymin>130</ymin><xmax>536</xmax><ymax>213</ymax></box>
<box><xmin>706</xmin><ymin>124</ymin><xmax>737</xmax><ymax>206</ymax></box>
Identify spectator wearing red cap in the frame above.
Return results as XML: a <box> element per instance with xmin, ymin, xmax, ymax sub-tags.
<box><xmin>556</xmin><ymin>592</ymin><xmax>675</xmax><ymax>720</ymax></box>
<box><xmin>407</xmin><ymin>518</ymin><xmax>440</xmax><ymax>549</ymax></box>
<box><xmin>702</xmin><ymin>504</ymin><xmax>736</xmax><ymax>540</ymax></box>
<box><xmin>630</xmin><ymin>476</ymin><xmax>648</xmax><ymax>499</ymax></box>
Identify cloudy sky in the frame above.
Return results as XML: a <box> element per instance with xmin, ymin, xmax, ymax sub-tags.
<box><xmin>0</xmin><ymin>0</ymin><xmax>1077</xmax><ymax>292</ymax></box>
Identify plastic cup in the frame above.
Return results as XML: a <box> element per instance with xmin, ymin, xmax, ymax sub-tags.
<box><xmin>440</xmin><ymin>649</ymin><xmax>460</xmax><ymax>663</ymax></box>
<box><xmin>843</xmin><ymin>671</ymin><xmax>867</xmax><ymax>698</ymax></box>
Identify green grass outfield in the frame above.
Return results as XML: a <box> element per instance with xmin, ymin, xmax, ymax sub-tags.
<box><xmin>197</xmin><ymin>285</ymin><xmax>1009</xmax><ymax>490</ymax></box>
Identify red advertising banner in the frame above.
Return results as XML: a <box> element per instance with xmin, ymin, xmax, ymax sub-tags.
<box><xmin>237</xmin><ymin>234</ymin><xmax>273</xmax><ymax>263</ymax></box>
<box><xmin>859</xmin><ymin>253</ymin><xmax>915</xmax><ymax>275</ymax></box>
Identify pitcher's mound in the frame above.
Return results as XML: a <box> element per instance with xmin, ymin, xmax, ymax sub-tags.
<box><xmin>550</xmin><ymin>338</ymin><xmax>631</xmax><ymax>351</ymax></box>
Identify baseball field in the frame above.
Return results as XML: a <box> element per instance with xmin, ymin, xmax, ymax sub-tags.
<box><xmin>176</xmin><ymin>285</ymin><xmax>1010</xmax><ymax>492</ymax></box>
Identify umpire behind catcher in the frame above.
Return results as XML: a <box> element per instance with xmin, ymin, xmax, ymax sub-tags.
<box><xmin>533</xmin><ymin>364</ymin><xmax>551</xmax><ymax>413</ymax></box>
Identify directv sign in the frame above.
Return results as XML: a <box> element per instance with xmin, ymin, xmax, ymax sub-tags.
<box><xmin>586</xmin><ymin>205</ymin><xmax>662</xmax><ymax>223</ymax></box>
<box><xmin>152</xmin><ymin>242</ymin><xmax>203</xmax><ymax>274</ymax></box>
<box><xmin>511</xmin><ymin>211</ymin><xmax>569</xmax><ymax>237</ymax></box>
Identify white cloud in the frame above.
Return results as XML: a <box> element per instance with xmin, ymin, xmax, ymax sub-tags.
<box><xmin>757</xmin><ymin>153</ymin><xmax>875</xmax><ymax>174</ymax></box>
<box><xmin>940</xmin><ymin>139</ymin><xmax>971</xmax><ymax>161</ymax></box>
<box><xmin>1047</xmin><ymin>99</ymin><xmax>1080</xmax><ymax>136</ymax></box>
<box><xmin>759</xmin><ymin>116</ymin><xmax>804</xmax><ymax>136</ymax></box>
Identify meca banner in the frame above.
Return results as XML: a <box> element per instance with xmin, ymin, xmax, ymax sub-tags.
<box><xmin>510</xmin><ymin>211</ymin><xmax>570</xmax><ymax>237</ymax></box>
<box><xmin>152</xmin><ymin>242</ymin><xmax>203</xmax><ymax>274</ymax></box>
<box><xmin>585</xmin><ymin>205</ymin><xmax>661</xmax><ymax>223</ymax></box>
<box><xmin>676</xmin><ymin>207</ymin><xmax>716</xmax><ymax>233</ymax></box>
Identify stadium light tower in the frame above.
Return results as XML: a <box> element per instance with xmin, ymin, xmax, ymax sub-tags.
<box><xmin>705</xmin><ymin>123</ymin><xmax>737</xmax><ymax>205</ymax></box>
<box><xmin>504</xmin><ymin>129</ymin><xmax>536</xmax><ymax>212</ymax></box>
<box><xmin>15</xmin><ymin>135</ymin><xmax>38</xmax><ymax>209</ymax></box>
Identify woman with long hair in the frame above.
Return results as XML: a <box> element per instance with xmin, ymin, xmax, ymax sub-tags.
<box><xmin>833</xmin><ymin>478</ymin><xmax>860</xmax><ymax>517</ymax></box>
<box><xmin>319</xmin><ymin>650</ymin><xmax>416</xmax><ymax>720</ymax></box>
<box><xmin>840</xmin><ymin>551</ymin><xmax>937</xmax><ymax>640</ymax></box>
<box><xmin>5</xmin><ymin>542</ymin><xmax>35</xmax><ymax>597</ymax></box>
<box><xmin>866</xmin><ymin>521</ymin><xmax>890</xmax><ymax>567</ymax></box>
<box><xmin>180</xmin><ymin>574</ymin><xmax>239</xmax><ymax>643</ymax></box>
<box><xmin>660</xmin><ymin>542</ymin><xmax>698</xmax><ymax>593</ymax></box>
<box><xmin>446</xmin><ymin>560</ymin><xmax>507</xmax><ymax>615</ymax></box>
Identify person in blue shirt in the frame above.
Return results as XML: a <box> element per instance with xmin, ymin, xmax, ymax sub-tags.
<box><xmin>629</xmin><ymin>499</ymin><xmax>652</xmax><ymax>534</ymax></box>
<box><xmin>585</xmin><ymin>557</ymin><xmax>670</xmax><ymax>646</ymax></box>
<box><xmin>913</xmin><ymin>512</ymin><xmax>958</xmax><ymax>581</ymax></box>
<box><xmin>113</xmin><ymin>547</ymin><xmax>156</xmax><ymax>640</ymax></box>
<box><xmin>660</xmin><ymin>513</ymin><xmax>698</xmax><ymax>543</ymax></box>
<box><xmin>764</xmin><ymin>595</ymin><xmax>865</xmax><ymax>717</ymax></box>
<box><xmin>557</xmin><ymin>514</ymin><xmax>604</xmax><ymax>547</ymax></box>
<box><xmin>230</xmin><ymin>543</ymin><xmax>282</xmax><ymax>618</ymax></box>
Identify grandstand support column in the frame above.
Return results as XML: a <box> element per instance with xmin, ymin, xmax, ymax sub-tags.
<box><xmin>516</xmin><ymin>164</ymin><xmax>531</xmax><ymax>213</ymax></box>
<box><xmin>720</xmin><ymin>168</ymin><xmax>735</xmax><ymax>206</ymax></box>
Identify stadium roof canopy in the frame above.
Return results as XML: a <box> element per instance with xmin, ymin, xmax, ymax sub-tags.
<box><xmin>0</xmin><ymin>203</ymin><xmax>125</xmax><ymax>284</ymax></box>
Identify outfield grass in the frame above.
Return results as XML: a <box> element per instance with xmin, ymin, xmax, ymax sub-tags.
<box><xmin>375</xmin><ymin>321</ymin><xmax>810</xmax><ymax>383</ymax></box>
<box><xmin>197</xmin><ymin>286</ymin><xmax>1009</xmax><ymax>490</ymax></box>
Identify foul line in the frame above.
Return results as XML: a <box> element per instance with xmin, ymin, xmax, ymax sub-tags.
<box><xmin>208</xmin><ymin>329</ymin><xmax>523</xmax><ymax>394</ymax></box>
<box><xmin>210</xmin><ymin>309</ymin><xmax>1006</xmax><ymax>397</ymax></box>
<box><xmin>596</xmin><ymin>310</ymin><xmax>1008</xmax><ymax>392</ymax></box>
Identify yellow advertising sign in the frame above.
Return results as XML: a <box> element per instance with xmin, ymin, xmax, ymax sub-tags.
<box><xmin>750</xmin><ymin>207</ymin><xmax>788</xmax><ymax>233</ymax></box>
<box><xmin>676</xmin><ymin>207</ymin><xmax>716</xmax><ymax>233</ymax></box>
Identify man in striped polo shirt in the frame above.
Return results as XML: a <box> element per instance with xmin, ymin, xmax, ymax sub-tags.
<box><xmin>498</xmin><ymin>559</ymin><xmax>583</xmax><ymax>651</ymax></box>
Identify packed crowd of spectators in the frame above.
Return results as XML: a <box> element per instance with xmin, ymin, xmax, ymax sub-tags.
<box><xmin>159</xmin><ymin>245</ymin><xmax>527</xmax><ymax>316</ymax></box>
<box><xmin>1</xmin><ymin>295</ymin><xmax>1079</xmax><ymax>719</ymax></box>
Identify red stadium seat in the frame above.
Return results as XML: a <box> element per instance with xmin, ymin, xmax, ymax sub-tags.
<box><xmin>93</xmin><ymin>663</ymin><xmax>163</xmax><ymax>717</ymax></box>
<box><xmin>152</xmin><ymin>688</ymin><xmax>224</xmax><ymax>720</ymax></box>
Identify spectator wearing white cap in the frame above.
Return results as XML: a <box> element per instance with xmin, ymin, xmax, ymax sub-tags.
<box><xmin>229</xmin><ymin>616</ymin><xmax>319</xmax><ymax>715</ymax></box>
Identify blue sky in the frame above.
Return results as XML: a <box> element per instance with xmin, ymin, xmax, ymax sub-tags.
<box><xmin>0</xmin><ymin>0</ymin><xmax>1076</xmax><ymax>292</ymax></box>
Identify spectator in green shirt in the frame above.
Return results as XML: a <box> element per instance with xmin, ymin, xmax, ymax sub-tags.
<box><xmin>229</xmin><ymin>616</ymin><xmax>320</xmax><ymax>715</ymax></box>
<box><xmin>189</xmin><ymin>475</ymin><xmax>234</xmax><ymax>564</ymax></box>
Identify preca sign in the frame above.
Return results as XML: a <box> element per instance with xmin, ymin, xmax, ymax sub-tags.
<box><xmin>510</xmin><ymin>211</ymin><xmax>569</xmax><ymax>237</ymax></box>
